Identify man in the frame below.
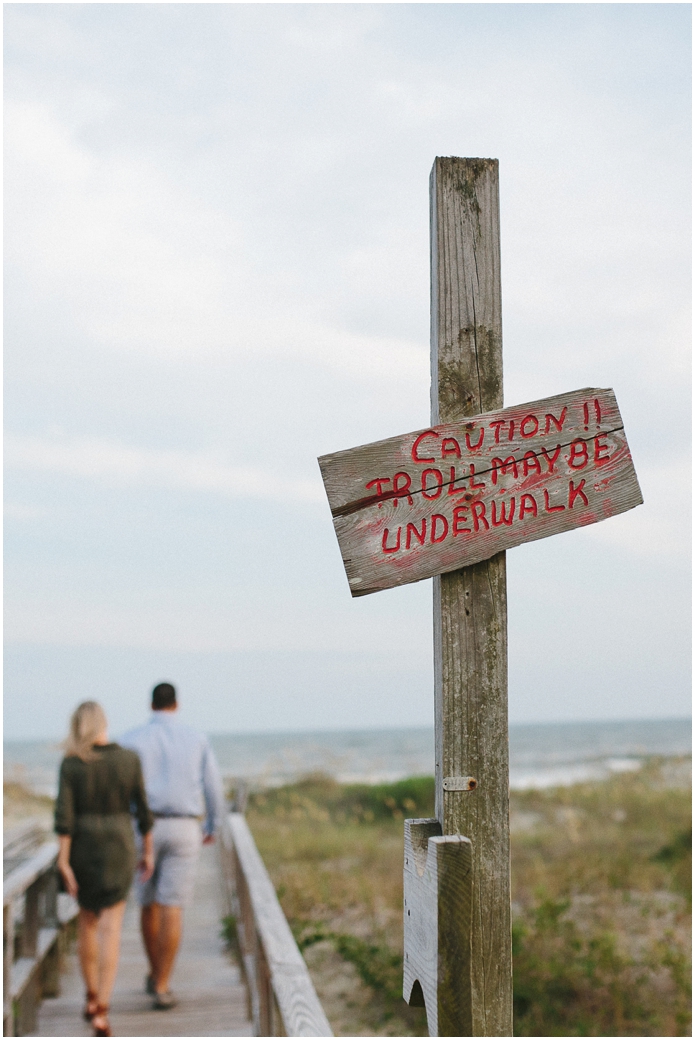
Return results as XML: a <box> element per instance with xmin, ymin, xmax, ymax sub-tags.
<box><xmin>122</xmin><ymin>682</ymin><xmax>225</xmax><ymax>1010</ymax></box>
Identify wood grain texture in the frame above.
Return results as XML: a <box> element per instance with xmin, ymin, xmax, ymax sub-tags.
<box><xmin>4</xmin><ymin>903</ymin><xmax>14</xmax><ymax>1036</ymax></box>
<box><xmin>3</xmin><ymin>822</ymin><xmax>46</xmax><ymax>878</ymax></box>
<box><xmin>3</xmin><ymin>842</ymin><xmax>58</xmax><ymax>906</ymax></box>
<box><xmin>224</xmin><ymin>814</ymin><xmax>333</xmax><ymax>1037</ymax></box>
<box><xmin>403</xmin><ymin>819</ymin><xmax>473</xmax><ymax>1037</ymax></box>
<box><xmin>432</xmin><ymin>156</ymin><xmax>511</xmax><ymax>1037</ymax></box>
<box><xmin>4</xmin><ymin>843</ymin><xmax>77</xmax><ymax>1036</ymax></box>
<box><xmin>318</xmin><ymin>386</ymin><xmax>642</xmax><ymax>597</ymax></box>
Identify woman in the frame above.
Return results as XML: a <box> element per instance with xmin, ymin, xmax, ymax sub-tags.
<box><xmin>55</xmin><ymin>701</ymin><xmax>154</xmax><ymax>1037</ymax></box>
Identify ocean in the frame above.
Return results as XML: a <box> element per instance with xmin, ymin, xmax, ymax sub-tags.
<box><xmin>4</xmin><ymin>717</ymin><xmax>691</xmax><ymax>798</ymax></box>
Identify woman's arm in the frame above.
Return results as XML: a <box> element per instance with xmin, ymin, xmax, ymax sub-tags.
<box><xmin>55</xmin><ymin>760</ymin><xmax>78</xmax><ymax>897</ymax></box>
<box><xmin>56</xmin><ymin>834</ymin><xmax>78</xmax><ymax>898</ymax></box>
<box><xmin>54</xmin><ymin>758</ymin><xmax>76</xmax><ymax>835</ymax></box>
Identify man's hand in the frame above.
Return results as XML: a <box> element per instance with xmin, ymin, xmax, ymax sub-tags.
<box><xmin>139</xmin><ymin>830</ymin><xmax>155</xmax><ymax>882</ymax></box>
<box><xmin>139</xmin><ymin>849</ymin><xmax>155</xmax><ymax>882</ymax></box>
<box><xmin>202</xmin><ymin>833</ymin><xmax>215</xmax><ymax>845</ymax></box>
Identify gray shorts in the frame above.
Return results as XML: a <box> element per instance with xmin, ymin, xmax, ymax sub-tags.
<box><xmin>135</xmin><ymin>817</ymin><xmax>201</xmax><ymax>907</ymax></box>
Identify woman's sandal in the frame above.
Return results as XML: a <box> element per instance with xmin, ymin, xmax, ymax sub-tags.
<box><xmin>92</xmin><ymin>1004</ymin><xmax>112</xmax><ymax>1037</ymax></box>
<box><xmin>83</xmin><ymin>991</ymin><xmax>98</xmax><ymax>1022</ymax></box>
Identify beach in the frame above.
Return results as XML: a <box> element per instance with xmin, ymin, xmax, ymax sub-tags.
<box><xmin>5</xmin><ymin>719</ymin><xmax>691</xmax><ymax>1036</ymax></box>
<box><xmin>4</xmin><ymin>717</ymin><xmax>691</xmax><ymax>798</ymax></box>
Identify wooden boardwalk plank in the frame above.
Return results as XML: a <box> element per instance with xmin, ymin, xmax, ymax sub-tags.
<box><xmin>32</xmin><ymin>843</ymin><xmax>253</xmax><ymax>1037</ymax></box>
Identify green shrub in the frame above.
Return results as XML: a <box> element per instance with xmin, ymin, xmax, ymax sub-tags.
<box><xmin>246</xmin><ymin>760</ymin><xmax>691</xmax><ymax>1037</ymax></box>
<box><xmin>246</xmin><ymin>774</ymin><xmax>435</xmax><ymax>824</ymax></box>
<box><xmin>295</xmin><ymin>923</ymin><xmax>403</xmax><ymax>1002</ymax></box>
<box><xmin>513</xmin><ymin>894</ymin><xmax>690</xmax><ymax>1036</ymax></box>
<box><xmin>220</xmin><ymin>914</ymin><xmax>238</xmax><ymax>954</ymax></box>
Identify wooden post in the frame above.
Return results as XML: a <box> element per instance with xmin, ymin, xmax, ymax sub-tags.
<box><xmin>40</xmin><ymin>871</ymin><xmax>60</xmax><ymax>999</ymax></box>
<box><xmin>21</xmin><ymin>879</ymin><xmax>41</xmax><ymax>958</ymax></box>
<box><xmin>431</xmin><ymin>157</ymin><xmax>512</xmax><ymax>1035</ymax></box>
<box><xmin>4</xmin><ymin>902</ymin><xmax>15</xmax><ymax>1037</ymax></box>
<box><xmin>318</xmin><ymin>157</ymin><xmax>641</xmax><ymax>1038</ymax></box>
<box><xmin>403</xmin><ymin>820</ymin><xmax>473</xmax><ymax>1036</ymax></box>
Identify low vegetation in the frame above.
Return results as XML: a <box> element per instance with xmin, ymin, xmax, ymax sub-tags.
<box><xmin>4</xmin><ymin>758</ymin><xmax>689</xmax><ymax>1035</ymax></box>
<box><xmin>3</xmin><ymin>780</ymin><xmax>54</xmax><ymax>829</ymax></box>
<box><xmin>242</xmin><ymin>759</ymin><xmax>691</xmax><ymax>1037</ymax></box>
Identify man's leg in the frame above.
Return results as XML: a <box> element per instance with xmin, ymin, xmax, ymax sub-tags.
<box><xmin>140</xmin><ymin>903</ymin><xmax>161</xmax><ymax>979</ymax></box>
<box><xmin>145</xmin><ymin>818</ymin><xmax>199</xmax><ymax>1003</ymax></box>
<box><xmin>152</xmin><ymin>904</ymin><xmax>183</xmax><ymax>995</ymax></box>
<box><xmin>136</xmin><ymin>818</ymin><xmax>162</xmax><ymax>990</ymax></box>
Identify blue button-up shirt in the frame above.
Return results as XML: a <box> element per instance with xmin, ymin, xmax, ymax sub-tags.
<box><xmin>121</xmin><ymin>713</ymin><xmax>225</xmax><ymax>836</ymax></box>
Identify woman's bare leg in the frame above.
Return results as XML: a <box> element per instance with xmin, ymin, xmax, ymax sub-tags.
<box><xmin>96</xmin><ymin>900</ymin><xmax>127</xmax><ymax>1007</ymax></box>
<box><xmin>77</xmin><ymin>909</ymin><xmax>100</xmax><ymax>999</ymax></box>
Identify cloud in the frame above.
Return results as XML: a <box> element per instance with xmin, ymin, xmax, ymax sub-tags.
<box><xmin>4</xmin><ymin>502</ymin><xmax>46</xmax><ymax>521</ymax></box>
<box><xmin>4</xmin><ymin>98</ymin><xmax>428</xmax><ymax>387</ymax></box>
<box><xmin>5</xmin><ymin>433</ymin><xmax>324</xmax><ymax>504</ymax></box>
<box><xmin>583</xmin><ymin>458</ymin><xmax>691</xmax><ymax>559</ymax></box>
<box><xmin>4</xmin><ymin>587</ymin><xmax>430</xmax><ymax>656</ymax></box>
<box><xmin>3</xmin><ymin>4</ymin><xmax>690</xmax><ymax>732</ymax></box>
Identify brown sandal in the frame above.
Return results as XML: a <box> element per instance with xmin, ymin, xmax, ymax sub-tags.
<box><xmin>92</xmin><ymin>1004</ymin><xmax>112</xmax><ymax>1037</ymax></box>
<box><xmin>83</xmin><ymin>991</ymin><xmax>98</xmax><ymax>1022</ymax></box>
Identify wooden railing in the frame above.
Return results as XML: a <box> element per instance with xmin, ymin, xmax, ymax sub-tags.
<box><xmin>3</xmin><ymin>830</ymin><xmax>79</xmax><ymax>1036</ymax></box>
<box><xmin>220</xmin><ymin>813</ymin><xmax>333</xmax><ymax>1037</ymax></box>
<box><xmin>4</xmin><ymin>823</ymin><xmax>46</xmax><ymax>879</ymax></box>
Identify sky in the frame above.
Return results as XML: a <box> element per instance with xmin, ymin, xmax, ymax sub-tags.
<box><xmin>4</xmin><ymin>3</ymin><xmax>691</xmax><ymax>741</ymax></box>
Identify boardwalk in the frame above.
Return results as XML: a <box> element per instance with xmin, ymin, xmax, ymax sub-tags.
<box><xmin>32</xmin><ymin>843</ymin><xmax>253</xmax><ymax>1037</ymax></box>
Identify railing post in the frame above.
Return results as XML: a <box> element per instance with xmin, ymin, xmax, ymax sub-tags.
<box><xmin>4</xmin><ymin>843</ymin><xmax>78</xmax><ymax>1037</ymax></box>
<box><xmin>236</xmin><ymin>860</ymin><xmax>261</xmax><ymax>1034</ymax></box>
<box><xmin>40</xmin><ymin>870</ymin><xmax>61</xmax><ymax>999</ymax></box>
<box><xmin>257</xmin><ymin>940</ymin><xmax>273</xmax><ymax>1037</ymax></box>
<box><xmin>41</xmin><ymin>870</ymin><xmax>58</xmax><ymax>929</ymax></box>
<box><xmin>14</xmin><ymin>970</ymin><xmax>39</xmax><ymax>1038</ymax></box>
<box><xmin>4</xmin><ymin>902</ymin><xmax>15</xmax><ymax>1037</ymax></box>
<box><xmin>14</xmin><ymin>874</ymin><xmax>49</xmax><ymax>1037</ymax></box>
<box><xmin>21</xmin><ymin>880</ymin><xmax>40</xmax><ymax>959</ymax></box>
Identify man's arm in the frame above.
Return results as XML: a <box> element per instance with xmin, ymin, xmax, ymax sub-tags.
<box><xmin>201</xmin><ymin>740</ymin><xmax>226</xmax><ymax>842</ymax></box>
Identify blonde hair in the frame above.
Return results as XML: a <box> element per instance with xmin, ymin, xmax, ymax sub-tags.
<box><xmin>63</xmin><ymin>701</ymin><xmax>108</xmax><ymax>761</ymax></box>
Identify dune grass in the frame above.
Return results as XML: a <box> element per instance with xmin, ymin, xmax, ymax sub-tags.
<box><xmin>4</xmin><ymin>760</ymin><xmax>689</xmax><ymax>1035</ymax></box>
<box><xmin>243</xmin><ymin>759</ymin><xmax>691</xmax><ymax>1037</ymax></box>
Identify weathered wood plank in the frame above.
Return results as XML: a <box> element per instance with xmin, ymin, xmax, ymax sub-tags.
<box><xmin>318</xmin><ymin>386</ymin><xmax>642</xmax><ymax>596</ymax></box>
<box><xmin>403</xmin><ymin>819</ymin><xmax>473</xmax><ymax>1037</ymax></box>
<box><xmin>3</xmin><ymin>822</ymin><xmax>46</xmax><ymax>878</ymax></box>
<box><xmin>320</xmin><ymin>387</ymin><xmax>619</xmax><ymax>513</ymax></box>
<box><xmin>4</xmin><ymin>843</ymin><xmax>58</xmax><ymax>906</ymax></box>
<box><xmin>4</xmin><ymin>902</ymin><xmax>15</xmax><ymax>1037</ymax></box>
<box><xmin>225</xmin><ymin>814</ymin><xmax>333</xmax><ymax>1037</ymax></box>
<box><xmin>10</xmin><ymin>928</ymin><xmax>59</xmax><ymax>999</ymax></box>
<box><xmin>432</xmin><ymin>156</ymin><xmax>510</xmax><ymax>1037</ymax></box>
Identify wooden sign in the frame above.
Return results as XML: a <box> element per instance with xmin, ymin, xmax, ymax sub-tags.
<box><xmin>319</xmin><ymin>386</ymin><xmax>642</xmax><ymax>597</ymax></box>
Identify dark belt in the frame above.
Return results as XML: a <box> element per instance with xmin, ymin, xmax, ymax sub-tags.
<box><xmin>153</xmin><ymin>812</ymin><xmax>200</xmax><ymax>819</ymax></box>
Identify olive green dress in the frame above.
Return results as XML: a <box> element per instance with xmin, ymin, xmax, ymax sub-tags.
<box><xmin>54</xmin><ymin>744</ymin><xmax>154</xmax><ymax>913</ymax></box>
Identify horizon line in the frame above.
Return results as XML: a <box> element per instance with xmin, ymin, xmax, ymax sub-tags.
<box><xmin>4</xmin><ymin>715</ymin><xmax>692</xmax><ymax>745</ymax></box>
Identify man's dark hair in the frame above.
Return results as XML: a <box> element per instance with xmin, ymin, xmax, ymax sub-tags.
<box><xmin>152</xmin><ymin>682</ymin><xmax>177</xmax><ymax>711</ymax></box>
